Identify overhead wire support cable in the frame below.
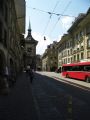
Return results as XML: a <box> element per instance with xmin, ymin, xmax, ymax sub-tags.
<box><xmin>50</xmin><ymin>12</ymin><xmax>75</xmax><ymax>18</ymax></box>
<box><xmin>27</xmin><ymin>4</ymin><xmax>75</xmax><ymax>18</ymax></box>
<box><xmin>49</xmin><ymin>0</ymin><xmax>72</xmax><ymax>36</ymax></box>
<box><xmin>27</xmin><ymin>5</ymin><xmax>48</xmax><ymax>14</ymax></box>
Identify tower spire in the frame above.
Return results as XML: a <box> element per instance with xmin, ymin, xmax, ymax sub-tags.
<box><xmin>28</xmin><ymin>19</ymin><xmax>31</xmax><ymax>30</ymax></box>
<box><xmin>28</xmin><ymin>19</ymin><xmax>31</xmax><ymax>37</ymax></box>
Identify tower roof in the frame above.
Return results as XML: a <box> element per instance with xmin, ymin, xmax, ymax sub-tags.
<box><xmin>28</xmin><ymin>19</ymin><xmax>31</xmax><ymax>30</ymax></box>
<box><xmin>27</xmin><ymin>19</ymin><xmax>31</xmax><ymax>37</ymax></box>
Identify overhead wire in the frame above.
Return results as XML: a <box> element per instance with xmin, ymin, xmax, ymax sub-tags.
<box><xmin>26</xmin><ymin>1</ymin><xmax>76</xmax><ymax>40</ymax></box>
<box><xmin>49</xmin><ymin>0</ymin><xmax>72</xmax><ymax>36</ymax></box>
<box><xmin>42</xmin><ymin>0</ymin><xmax>60</xmax><ymax>36</ymax></box>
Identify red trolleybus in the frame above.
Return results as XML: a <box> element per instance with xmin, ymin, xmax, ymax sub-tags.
<box><xmin>62</xmin><ymin>62</ymin><xmax>90</xmax><ymax>82</ymax></box>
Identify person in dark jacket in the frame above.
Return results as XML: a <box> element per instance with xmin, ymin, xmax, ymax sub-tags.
<box><xmin>26</xmin><ymin>66</ymin><xmax>34</xmax><ymax>83</ymax></box>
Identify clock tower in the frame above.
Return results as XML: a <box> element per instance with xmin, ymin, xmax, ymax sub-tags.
<box><xmin>24</xmin><ymin>20</ymin><xmax>38</xmax><ymax>70</ymax></box>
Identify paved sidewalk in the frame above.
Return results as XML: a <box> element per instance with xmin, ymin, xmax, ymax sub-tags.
<box><xmin>36</xmin><ymin>71</ymin><xmax>90</xmax><ymax>89</ymax></box>
<box><xmin>0</xmin><ymin>72</ymin><xmax>38</xmax><ymax>120</ymax></box>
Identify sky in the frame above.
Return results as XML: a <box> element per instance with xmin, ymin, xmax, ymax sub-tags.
<box><xmin>25</xmin><ymin>0</ymin><xmax>90</xmax><ymax>55</ymax></box>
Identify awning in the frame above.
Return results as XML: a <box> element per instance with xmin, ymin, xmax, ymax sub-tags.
<box><xmin>14</xmin><ymin>0</ymin><xmax>26</xmax><ymax>34</ymax></box>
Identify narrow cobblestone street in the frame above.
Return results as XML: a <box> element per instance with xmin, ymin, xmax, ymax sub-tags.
<box><xmin>0</xmin><ymin>72</ymin><xmax>90</xmax><ymax>120</ymax></box>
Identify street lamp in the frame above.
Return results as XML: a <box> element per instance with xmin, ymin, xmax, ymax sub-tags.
<box><xmin>44</xmin><ymin>36</ymin><xmax>46</xmax><ymax>41</ymax></box>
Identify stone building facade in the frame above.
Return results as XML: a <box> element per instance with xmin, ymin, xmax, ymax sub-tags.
<box><xmin>42</xmin><ymin>41</ymin><xmax>58</xmax><ymax>71</ymax></box>
<box><xmin>58</xmin><ymin>34</ymin><xmax>73</xmax><ymax>67</ymax></box>
<box><xmin>0</xmin><ymin>0</ymin><xmax>25</xmax><ymax>85</ymax></box>
<box><xmin>58</xmin><ymin>8</ymin><xmax>90</xmax><ymax>68</ymax></box>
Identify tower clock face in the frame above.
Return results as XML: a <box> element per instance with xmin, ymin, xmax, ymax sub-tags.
<box><xmin>26</xmin><ymin>43</ymin><xmax>35</xmax><ymax>56</ymax></box>
<box><xmin>27</xmin><ymin>47</ymin><xmax>32</xmax><ymax>52</ymax></box>
<box><xmin>27</xmin><ymin>46</ymin><xmax>35</xmax><ymax>55</ymax></box>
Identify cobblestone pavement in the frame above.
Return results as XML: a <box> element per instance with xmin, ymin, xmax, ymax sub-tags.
<box><xmin>32</xmin><ymin>72</ymin><xmax>90</xmax><ymax>120</ymax></box>
<box><xmin>0</xmin><ymin>72</ymin><xmax>90</xmax><ymax>120</ymax></box>
<box><xmin>0</xmin><ymin>73</ymin><xmax>38</xmax><ymax>120</ymax></box>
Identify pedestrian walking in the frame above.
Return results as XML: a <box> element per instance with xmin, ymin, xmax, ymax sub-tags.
<box><xmin>29</xmin><ymin>68</ymin><xmax>34</xmax><ymax>83</ymax></box>
<box><xmin>26</xmin><ymin>65</ymin><xmax>34</xmax><ymax>83</ymax></box>
<box><xmin>0</xmin><ymin>66</ymin><xmax>10</xmax><ymax>95</ymax></box>
<box><xmin>4</xmin><ymin>66</ymin><xmax>9</xmax><ymax>88</ymax></box>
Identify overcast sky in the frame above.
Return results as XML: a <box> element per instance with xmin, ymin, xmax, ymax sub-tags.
<box><xmin>25</xmin><ymin>0</ymin><xmax>90</xmax><ymax>55</ymax></box>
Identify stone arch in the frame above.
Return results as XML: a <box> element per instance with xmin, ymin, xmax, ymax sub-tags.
<box><xmin>9</xmin><ymin>58</ymin><xmax>14</xmax><ymax>74</ymax></box>
<box><xmin>9</xmin><ymin>58</ymin><xmax>16</xmax><ymax>77</ymax></box>
<box><xmin>10</xmin><ymin>58</ymin><xmax>13</xmax><ymax>66</ymax></box>
<box><xmin>0</xmin><ymin>50</ymin><xmax>6</xmax><ymax>74</ymax></box>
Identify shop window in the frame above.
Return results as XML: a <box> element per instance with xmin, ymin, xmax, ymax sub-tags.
<box><xmin>4</xmin><ymin>29</ymin><xmax>7</xmax><ymax>47</ymax></box>
<box><xmin>0</xmin><ymin>0</ymin><xmax>3</xmax><ymax>14</ymax></box>
<box><xmin>0</xmin><ymin>21</ymin><xmax>3</xmax><ymax>42</ymax></box>
<box><xmin>77</xmin><ymin>54</ymin><xmax>79</xmax><ymax>61</ymax></box>
<box><xmin>81</xmin><ymin>52</ymin><xmax>84</xmax><ymax>59</ymax></box>
<box><xmin>68</xmin><ymin>50</ymin><xmax>69</xmax><ymax>55</ymax></box>
<box><xmin>5</xmin><ymin>4</ymin><xmax>8</xmax><ymax>23</ymax></box>
<box><xmin>81</xmin><ymin>46</ymin><xmax>84</xmax><ymax>50</ymax></box>
<box><xmin>70</xmin><ymin>49</ymin><xmax>72</xmax><ymax>54</ymax></box>
<box><xmin>77</xmin><ymin>48</ymin><xmax>79</xmax><ymax>51</ymax></box>
<box><xmin>74</xmin><ymin>55</ymin><xmax>76</xmax><ymax>61</ymax></box>
<box><xmin>87</xmin><ymin>51</ymin><xmax>90</xmax><ymax>58</ymax></box>
<box><xmin>71</xmin><ymin>57</ymin><xmax>72</xmax><ymax>63</ymax></box>
<box><xmin>87</xmin><ymin>39</ymin><xmax>90</xmax><ymax>48</ymax></box>
<box><xmin>68</xmin><ymin>58</ymin><xmax>70</xmax><ymax>63</ymax></box>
